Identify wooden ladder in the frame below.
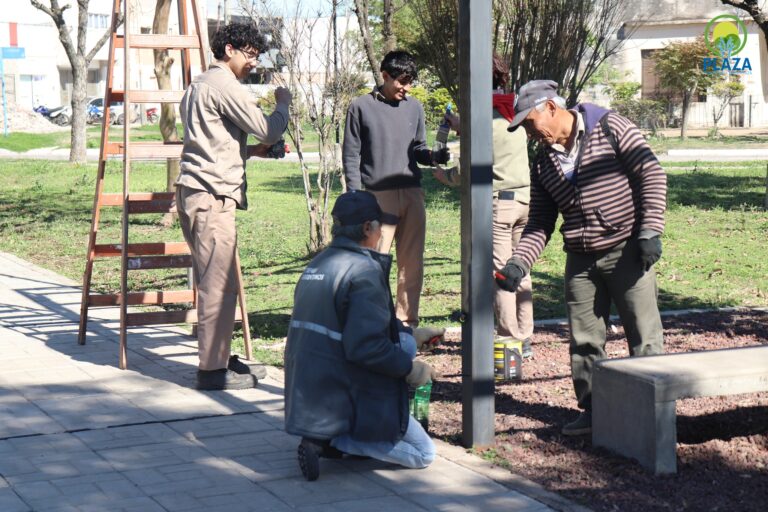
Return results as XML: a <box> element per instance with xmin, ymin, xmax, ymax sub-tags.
<box><xmin>78</xmin><ymin>0</ymin><xmax>252</xmax><ymax>369</ymax></box>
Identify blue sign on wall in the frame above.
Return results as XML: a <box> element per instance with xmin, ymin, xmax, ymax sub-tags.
<box><xmin>1</xmin><ymin>47</ymin><xmax>25</xmax><ymax>59</ymax></box>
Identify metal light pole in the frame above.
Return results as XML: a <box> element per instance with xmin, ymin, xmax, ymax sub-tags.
<box><xmin>459</xmin><ymin>0</ymin><xmax>495</xmax><ymax>448</ymax></box>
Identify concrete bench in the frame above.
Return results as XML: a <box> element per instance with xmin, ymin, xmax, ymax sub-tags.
<box><xmin>592</xmin><ymin>346</ymin><xmax>768</xmax><ymax>474</ymax></box>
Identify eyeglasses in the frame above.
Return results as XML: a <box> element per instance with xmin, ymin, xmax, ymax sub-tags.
<box><xmin>236</xmin><ymin>48</ymin><xmax>260</xmax><ymax>62</ymax></box>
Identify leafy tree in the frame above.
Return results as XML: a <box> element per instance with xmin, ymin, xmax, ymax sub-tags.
<box><xmin>653</xmin><ymin>37</ymin><xmax>720</xmax><ymax>139</ymax></box>
<box><xmin>720</xmin><ymin>0</ymin><xmax>768</xmax><ymax>52</ymax></box>
<box><xmin>30</xmin><ymin>0</ymin><xmax>121</xmax><ymax>163</ymax></box>
<box><xmin>710</xmin><ymin>78</ymin><xmax>745</xmax><ymax>137</ymax></box>
<box><xmin>397</xmin><ymin>0</ymin><xmax>631</xmax><ymax>109</ymax></box>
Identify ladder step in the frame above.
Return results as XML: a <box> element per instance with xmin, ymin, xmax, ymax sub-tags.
<box><xmin>128</xmin><ymin>198</ymin><xmax>176</xmax><ymax>214</ymax></box>
<box><xmin>115</xmin><ymin>34</ymin><xmax>201</xmax><ymax>50</ymax></box>
<box><xmin>127</xmin><ymin>255</ymin><xmax>192</xmax><ymax>270</ymax></box>
<box><xmin>94</xmin><ymin>242</ymin><xmax>189</xmax><ymax>257</ymax></box>
<box><xmin>100</xmin><ymin>192</ymin><xmax>175</xmax><ymax>208</ymax></box>
<box><xmin>125</xmin><ymin>307</ymin><xmax>246</xmax><ymax>327</ymax></box>
<box><xmin>105</xmin><ymin>141</ymin><xmax>183</xmax><ymax>159</ymax></box>
<box><xmin>128</xmin><ymin>90</ymin><xmax>186</xmax><ymax>103</ymax></box>
<box><xmin>126</xmin><ymin>309</ymin><xmax>197</xmax><ymax>326</ymax></box>
<box><xmin>89</xmin><ymin>290</ymin><xmax>194</xmax><ymax>306</ymax></box>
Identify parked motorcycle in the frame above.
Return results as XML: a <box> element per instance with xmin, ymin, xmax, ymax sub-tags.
<box><xmin>47</xmin><ymin>105</ymin><xmax>72</xmax><ymax>126</ymax></box>
<box><xmin>87</xmin><ymin>103</ymin><xmax>104</xmax><ymax>125</ymax></box>
<box><xmin>146</xmin><ymin>107</ymin><xmax>158</xmax><ymax>124</ymax></box>
<box><xmin>33</xmin><ymin>104</ymin><xmax>51</xmax><ymax>118</ymax></box>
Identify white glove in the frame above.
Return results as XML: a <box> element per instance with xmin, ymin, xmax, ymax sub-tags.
<box><xmin>412</xmin><ymin>327</ymin><xmax>446</xmax><ymax>352</ymax></box>
<box><xmin>405</xmin><ymin>360</ymin><xmax>438</xmax><ymax>387</ymax></box>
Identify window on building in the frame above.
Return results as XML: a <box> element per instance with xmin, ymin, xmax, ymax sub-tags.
<box><xmin>243</xmin><ymin>71</ymin><xmax>272</xmax><ymax>85</ymax></box>
<box><xmin>641</xmin><ymin>49</ymin><xmax>706</xmax><ymax>102</ymax></box>
<box><xmin>88</xmin><ymin>14</ymin><xmax>109</xmax><ymax>29</ymax></box>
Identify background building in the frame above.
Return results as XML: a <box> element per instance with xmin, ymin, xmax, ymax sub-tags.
<box><xmin>612</xmin><ymin>0</ymin><xmax>768</xmax><ymax>128</ymax></box>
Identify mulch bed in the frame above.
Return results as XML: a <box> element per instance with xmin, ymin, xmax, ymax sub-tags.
<box><xmin>423</xmin><ymin>309</ymin><xmax>768</xmax><ymax>512</ymax></box>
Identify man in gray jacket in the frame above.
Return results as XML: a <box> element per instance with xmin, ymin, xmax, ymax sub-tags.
<box><xmin>285</xmin><ymin>190</ymin><xmax>442</xmax><ymax>481</ymax></box>
<box><xmin>177</xmin><ymin>22</ymin><xmax>292</xmax><ymax>390</ymax></box>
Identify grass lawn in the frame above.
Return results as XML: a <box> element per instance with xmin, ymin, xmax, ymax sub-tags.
<box><xmin>0</xmin><ymin>159</ymin><xmax>766</xmax><ymax>365</ymax></box>
<box><xmin>647</xmin><ymin>134</ymin><xmax>768</xmax><ymax>153</ymax></box>
<box><xmin>0</xmin><ymin>123</ymin><xmax>321</xmax><ymax>152</ymax></box>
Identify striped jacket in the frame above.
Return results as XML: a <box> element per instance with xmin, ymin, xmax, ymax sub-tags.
<box><xmin>513</xmin><ymin>104</ymin><xmax>667</xmax><ymax>270</ymax></box>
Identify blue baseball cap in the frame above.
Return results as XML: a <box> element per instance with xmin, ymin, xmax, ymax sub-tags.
<box><xmin>331</xmin><ymin>190</ymin><xmax>382</xmax><ymax>226</ymax></box>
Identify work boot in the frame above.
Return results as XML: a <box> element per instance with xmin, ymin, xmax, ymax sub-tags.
<box><xmin>228</xmin><ymin>355</ymin><xmax>267</xmax><ymax>380</ymax></box>
<box><xmin>298</xmin><ymin>438</ymin><xmax>323</xmax><ymax>481</ymax></box>
<box><xmin>522</xmin><ymin>338</ymin><xmax>533</xmax><ymax>359</ymax></box>
<box><xmin>196</xmin><ymin>368</ymin><xmax>257</xmax><ymax>390</ymax></box>
<box><xmin>297</xmin><ymin>438</ymin><xmax>344</xmax><ymax>481</ymax></box>
<box><xmin>561</xmin><ymin>411</ymin><xmax>592</xmax><ymax>436</ymax></box>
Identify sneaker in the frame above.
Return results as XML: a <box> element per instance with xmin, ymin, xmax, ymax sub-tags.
<box><xmin>561</xmin><ymin>411</ymin><xmax>592</xmax><ymax>436</ymax></box>
<box><xmin>298</xmin><ymin>438</ymin><xmax>322</xmax><ymax>481</ymax></box>
<box><xmin>522</xmin><ymin>338</ymin><xmax>533</xmax><ymax>359</ymax></box>
<box><xmin>228</xmin><ymin>355</ymin><xmax>267</xmax><ymax>380</ymax></box>
<box><xmin>196</xmin><ymin>368</ymin><xmax>257</xmax><ymax>390</ymax></box>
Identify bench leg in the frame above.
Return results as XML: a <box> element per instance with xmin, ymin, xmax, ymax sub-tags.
<box><xmin>593</xmin><ymin>367</ymin><xmax>677</xmax><ymax>474</ymax></box>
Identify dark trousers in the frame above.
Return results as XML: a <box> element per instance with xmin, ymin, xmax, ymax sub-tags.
<box><xmin>565</xmin><ymin>238</ymin><xmax>664</xmax><ymax>411</ymax></box>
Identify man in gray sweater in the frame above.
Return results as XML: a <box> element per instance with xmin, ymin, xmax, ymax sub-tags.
<box><xmin>342</xmin><ymin>50</ymin><xmax>450</xmax><ymax>326</ymax></box>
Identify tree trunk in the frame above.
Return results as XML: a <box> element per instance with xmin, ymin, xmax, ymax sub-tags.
<box><xmin>30</xmin><ymin>0</ymin><xmax>119</xmax><ymax>163</ymax></box>
<box><xmin>69</xmin><ymin>56</ymin><xmax>89</xmax><ymax>163</ymax></box>
<box><xmin>353</xmin><ymin>0</ymin><xmax>382</xmax><ymax>88</ymax></box>
<box><xmin>153</xmin><ymin>0</ymin><xmax>181</xmax><ymax>226</ymax></box>
<box><xmin>382</xmin><ymin>0</ymin><xmax>396</xmax><ymax>53</ymax></box>
<box><xmin>680</xmin><ymin>90</ymin><xmax>691</xmax><ymax>139</ymax></box>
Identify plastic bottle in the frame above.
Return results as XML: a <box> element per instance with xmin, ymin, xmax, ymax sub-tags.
<box><xmin>432</xmin><ymin>104</ymin><xmax>452</xmax><ymax>159</ymax></box>
<box><xmin>411</xmin><ymin>381</ymin><xmax>432</xmax><ymax>431</ymax></box>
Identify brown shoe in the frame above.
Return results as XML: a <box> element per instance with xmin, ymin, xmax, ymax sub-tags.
<box><xmin>196</xmin><ymin>368</ymin><xmax>257</xmax><ymax>390</ymax></box>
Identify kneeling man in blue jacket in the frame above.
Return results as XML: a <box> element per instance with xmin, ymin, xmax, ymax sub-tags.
<box><xmin>285</xmin><ymin>190</ymin><xmax>444</xmax><ymax>481</ymax></box>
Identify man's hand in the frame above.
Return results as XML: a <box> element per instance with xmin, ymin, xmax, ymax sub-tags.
<box><xmin>638</xmin><ymin>236</ymin><xmax>662</xmax><ymax>271</ymax></box>
<box><xmin>432</xmin><ymin>147</ymin><xmax>451</xmax><ymax>165</ymax></box>
<box><xmin>445</xmin><ymin>111</ymin><xmax>460</xmax><ymax>135</ymax></box>
<box><xmin>406</xmin><ymin>360</ymin><xmax>438</xmax><ymax>388</ymax></box>
<box><xmin>247</xmin><ymin>143</ymin><xmax>272</xmax><ymax>158</ymax></box>
<box><xmin>274</xmin><ymin>86</ymin><xmax>292</xmax><ymax>106</ymax></box>
<box><xmin>413</xmin><ymin>327</ymin><xmax>446</xmax><ymax>352</ymax></box>
<box><xmin>495</xmin><ymin>259</ymin><xmax>526</xmax><ymax>292</ymax></box>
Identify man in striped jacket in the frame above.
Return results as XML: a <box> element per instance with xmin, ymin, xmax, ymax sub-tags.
<box><xmin>495</xmin><ymin>80</ymin><xmax>666</xmax><ymax>436</ymax></box>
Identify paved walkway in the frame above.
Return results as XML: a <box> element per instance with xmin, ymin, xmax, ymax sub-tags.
<box><xmin>0</xmin><ymin>252</ymin><xmax>583</xmax><ymax>512</ymax></box>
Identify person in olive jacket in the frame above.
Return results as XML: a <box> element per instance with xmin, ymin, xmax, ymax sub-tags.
<box><xmin>284</xmin><ymin>191</ymin><xmax>443</xmax><ymax>481</ymax></box>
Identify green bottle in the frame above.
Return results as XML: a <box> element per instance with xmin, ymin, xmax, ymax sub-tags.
<box><xmin>411</xmin><ymin>381</ymin><xmax>432</xmax><ymax>431</ymax></box>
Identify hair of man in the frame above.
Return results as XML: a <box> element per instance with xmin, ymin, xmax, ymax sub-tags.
<box><xmin>492</xmin><ymin>54</ymin><xmax>510</xmax><ymax>91</ymax></box>
<box><xmin>331</xmin><ymin>220</ymin><xmax>381</xmax><ymax>242</ymax></box>
<box><xmin>535</xmin><ymin>96</ymin><xmax>567</xmax><ymax>112</ymax></box>
<box><xmin>210</xmin><ymin>22</ymin><xmax>268</xmax><ymax>60</ymax></box>
<box><xmin>380</xmin><ymin>50</ymin><xmax>418</xmax><ymax>82</ymax></box>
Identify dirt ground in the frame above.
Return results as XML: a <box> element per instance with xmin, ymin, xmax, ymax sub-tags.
<box><xmin>424</xmin><ymin>309</ymin><xmax>768</xmax><ymax>512</ymax></box>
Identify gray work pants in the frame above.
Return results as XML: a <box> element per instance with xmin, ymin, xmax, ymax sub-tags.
<box><xmin>565</xmin><ymin>238</ymin><xmax>664</xmax><ymax>411</ymax></box>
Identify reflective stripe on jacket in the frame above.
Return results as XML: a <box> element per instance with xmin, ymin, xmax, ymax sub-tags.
<box><xmin>284</xmin><ymin>236</ymin><xmax>413</xmax><ymax>442</ymax></box>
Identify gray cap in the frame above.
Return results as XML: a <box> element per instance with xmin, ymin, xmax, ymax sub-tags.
<box><xmin>507</xmin><ymin>79</ymin><xmax>559</xmax><ymax>131</ymax></box>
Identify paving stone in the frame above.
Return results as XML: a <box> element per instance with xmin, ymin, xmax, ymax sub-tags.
<box><xmin>296</xmin><ymin>495</ymin><xmax>429</xmax><ymax>512</ymax></box>
<box><xmin>405</xmin><ymin>489</ymin><xmax>552</xmax><ymax>512</ymax></box>
<box><xmin>33</xmin><ymin>394</ymin><xmax>157</xmax><ymax>430</ymax></box>
<box><xmin>0</xmin><ymin>488</ymin><xmax>30</xmax><ymax>512</ymax></box>
<box><xmin>362</xmin><ymin>456</ymin><xmax>505</xmax><ymax>495</ymax></box>
<box><xmin>168</xmin><ymin>413</ymin><xmax>275</xmax><ymax>440</ymax></box>
<box><xmin>97</xmin><ymin>441</ymin><xmax>211</xmax><ymax>471</ymax></box>
<box><xmin>260</xmin><ymin>471</ymin><xmax>393</xmax><ymax>507</ymax></box>
<box><xmin>75</xmin><ymin>423</ymin><xmax>183</xmax><ymax>451</ymax></box>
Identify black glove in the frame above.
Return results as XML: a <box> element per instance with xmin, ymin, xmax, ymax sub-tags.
<box><xmin>638</xmin><ymin>236</ymin><xmax>662</xmax><ymax>271</ymax></box>
<box><xmin>432</xmin><ymin>147</ymin><xmax>451</xmax><ymax>165</ymax></box>
<box><xmin>495</xmin><ymin>260</ymin><xmax>525</xmax><ymax>292</ymax></box>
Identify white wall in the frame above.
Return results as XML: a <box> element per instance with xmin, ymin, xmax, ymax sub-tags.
<box><xmin>614</xmin><ymin>19</ymin><xmax>768</xmax><ymax>128</ymax></box>
<box><xmin>1</xmin><ymin>0</ymin><xmax>205</xmax><ymax>111</ymax></box>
